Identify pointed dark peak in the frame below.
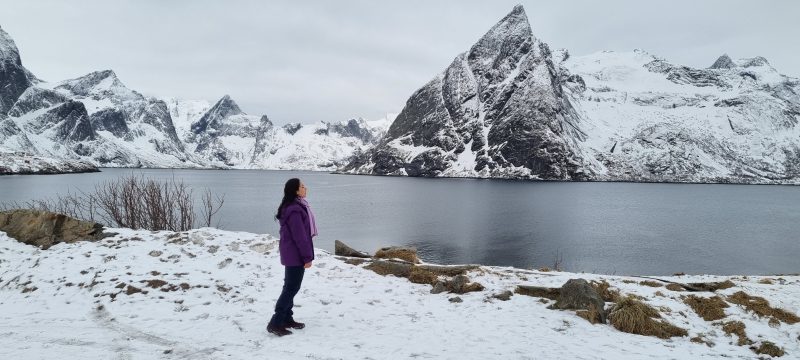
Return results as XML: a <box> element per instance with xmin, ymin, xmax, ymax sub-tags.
<box><xmin>190</xmin><ymin>95</ymin><xmax>244</xmax><ymax>134</ymax></box>
<box><xmin>259</xmin><ymin>115</ymin><xmax>273</xmax><ymax>128</ymax></box>
<box><xmin>0</xmin><ymin>25</ymin><xmax>23</xmax><ymax>65</ymax></box>
<box><xmin>710</xmin><ymin>54</ymin><xmax>735</xmax><ymax>69</ymax></box>
<box><xmin>211</xmin><ymin>94</ymin><xmax>244</xmax><ymax>117</ymax></box>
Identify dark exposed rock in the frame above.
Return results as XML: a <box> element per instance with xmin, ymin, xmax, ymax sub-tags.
<box><xmin>0</xmin><ymin>26</ymin><xmax>33</xmax><ymax>115</ymax></box>
<box><xmin>0</xmin><ymin>209</ymin><xmax>109</xmax><ymax>249</ymax></box>
<box><xmin>190</xmin><ymin>95</ymin><xmax>243</xmax><ymax>135</ymax></box>
<box><xmin>7</xmin><ymin>87</ymin><xmax>69</xmax><ymax>117</ymax></box>
<box><xmin>709</xmin><ymin>54</ymin><xmax>735</xmax><ymax>69</ymax></box>
<box><xmin>90</xmin><ymin>108</ymin><xmax>129</xmax><ymax>137</ymax></box>
<box><xmin>283</xmin><ymin>122</ymin><xmax>302</xmax><ymax>135</ymax></box>
<box><xmin>549</xmin><ymin>279</ymin><xmax>607</xmax><ymax>323</ymax></box>
<box><xmin>25</xmin><ymin>100</ymin><xmax>96</xmax><ymax>142</ymax></box>
<box><xmin>334</xmin><ymin>240</ymin><xmax>371</xmax><ymax>258</ymax></box>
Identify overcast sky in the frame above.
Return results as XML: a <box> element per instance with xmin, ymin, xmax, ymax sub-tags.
<box><xmin>1</xmin><ymin>0</ymin><xmax>798</xmax><ymax>125</ymax></box>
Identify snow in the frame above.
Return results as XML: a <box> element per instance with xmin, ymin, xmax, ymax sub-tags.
<box><xmin>1</xmin><ymin>227</ymin><xmax>798</xmax><ymax>359</ymax></box>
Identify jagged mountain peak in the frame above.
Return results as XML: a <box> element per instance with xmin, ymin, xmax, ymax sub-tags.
<box><xmin>737</xmin><ymin>56</ymin><xmax>771</xmax><ymax>68</ymax></box>
<box><xmin>0</xmin><ymin>25</ymin><xmax>22</xmax><ymax>64</ymax></box>
<box><xmin>710</xmin><ymin>54</ymin><xmax>735</xmax><ymax>69</ymax></box>
<box><xmin>190</xmin><ymin>95</ymin><xmax>245</xmax><ymax>135</ymax></box>
<box><xmin>55</xmin><ymin>69</ymin><xmax>142</xmax><ymax>101</ymax></box>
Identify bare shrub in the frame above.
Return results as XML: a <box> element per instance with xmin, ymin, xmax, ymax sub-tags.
<box><xmin>0</xmin><ymin>174</ymin><xmax>224</xmax><ymax>232</ymax></box>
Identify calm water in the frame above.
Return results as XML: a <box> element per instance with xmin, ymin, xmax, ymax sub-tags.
<box><xmin>1</xmin><ymin>168</ymin><xmax>799</xmax><ymax>276</ymax></box>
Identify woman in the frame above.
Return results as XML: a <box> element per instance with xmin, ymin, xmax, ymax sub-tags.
<box><xmin>267</xmin><ymin>178</ymin><xmax>317</xmax><ymax>336</ymax></box>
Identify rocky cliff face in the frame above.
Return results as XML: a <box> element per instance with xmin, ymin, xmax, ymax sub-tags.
<box><xmin>344</xmin><ymin>5</ymin><xmax>597</xmax><ymax>180</ymax></box>
<box><xmin>345</xmin><ymin>5</ymin><xmax>800</xmax><ymax>184</ymax></box>
<box><xmin>0</xmin><ymin>26</ymin><xmax>33</xmax><ymax>116</ymax></box>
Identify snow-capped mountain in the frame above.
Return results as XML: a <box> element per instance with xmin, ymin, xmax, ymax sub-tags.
<box><xmin>344</xmin><ymin>5</ymin><xmax>800</xmax><ymax>184</ymax></box>
<box><xmin>0</xmin><ymin>25</ymin><xmax>388</xmax><ymax>172</ymax></box>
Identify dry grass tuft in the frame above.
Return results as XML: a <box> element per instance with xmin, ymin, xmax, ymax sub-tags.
<box><xmin>590</xmin><ymin>280</ymin><xmax>621</xmax><ymax>302</ymax></box>
<box><xmin>408</xmin><ymin>267</ymin><xmax>438</xmax><ymax>285</ymax></box>
<box><xmin>576</xmin><ymin>303</ymin><xmax>603</xmax><ymax>325</ymax></box>
<box><xmin>515</xmin><ymin>285</ymin><xmax>560</xmax><ymax>300</ymax></box>
<box><xmin>538</xmin><ymin>267</ymin><xmax>552</xmax><ymax>272</ymax></box>
<box><xmin>683</xmin><ymin>295</ymin><xmax>729</xmax><ymax>321</ymax></box>
<box><xmin>690</xmin><ymin>335</ymin><xmax>714</xmax><ymax>347</ymax></box>
<box><xmin>639</xmin><ymin>280</ymin><xmax>664</xmax><ymax>288</ymax></box>
<box><xmin>621</xmin><ymin>279</ymin><xmax>636</xmax><ymax>284</ymax></box>
<box><xmin>608</xmin><ymin>296</ymin><xmax>688</xmax><ymax>339</ymax></box>
<box><xmin>758</xmin><ymin>278</ymin><xmax>774</xmax><ymax>285</ymax></box>
<box><xmin>715</xmin><ymin>280</ymin><xmax>736</xmax><ymax>290</ymax></box>
<box><xmin>728</xmin><ymin>291</ymin><xmax>800</xmax><ymax>324</ymax></box>
<box><xmin>654</xmin><ymin>291</ymin><xmax>666</xmax><ymax>297</ymax></box>
<box><xmin>753</xmin><ymin>341</ymin><xmax>785</xmax><ymax>357</ymax></box>
<box><xmin>719</xmin><ymin>320</ymin><xmax>751</xmax><ymax>346</ymax></box>
<box><xmin>665</xmin><ymin>283</ymin><xmax>685</xmax><ymax>292</ymax></box>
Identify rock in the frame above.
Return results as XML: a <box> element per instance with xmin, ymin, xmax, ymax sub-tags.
<box><xmin>446</xmin><ymin>274</ymin><xmax>485</xmax><ymax>294</ymax></box>
<box><xmin>449</xmin><ymin>296</ymin><xmax>463</xmax><ymax>303</ymax></box>
<box><xmin>492</xmin><ymin>290</ymin><xmax>514</xmax><ymax>301</ymax></box>
<box><xmin>363</xmin><ymin>259</ymin><xmax>413</xmax><ymax>278</ymax></box>
<box><xmin>374</xmin><ymin>246</ymin><xmax>420</xmax><ymax>264</ymax></box>
<box><xmin>430</xmin><ymin>281</ymin><xmax>447</xmax><ymax>294</ymax></box>
<box><xmin>549</xmin><ymin>279</ymin><xmax>606</xmax><ymax>323</ymax></box>
<box><xmin>0</xmin><ymin>209</ymin><xmax>108</xmax><ymax>249</ymax></box>
<box><xmin>334</xmin><ymin>240</ymin><xmax>370</xmax><ymax>258</ymax></box>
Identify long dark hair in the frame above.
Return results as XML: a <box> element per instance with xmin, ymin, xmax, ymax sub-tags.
<box><xmin>275</xmin><ymin>178</ymin><xmax>301</xmax><ymax>220</ymax></box>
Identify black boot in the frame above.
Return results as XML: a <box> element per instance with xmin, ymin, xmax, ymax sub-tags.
<box><xmin>285</xmin><ymin>319</ymin><xmax>305</xmax><ymax>329</ymax></box>
<box><xmin>267</xmin><ymin>323</ymin><xmax>293</xmax><ymax>336</ymax></box>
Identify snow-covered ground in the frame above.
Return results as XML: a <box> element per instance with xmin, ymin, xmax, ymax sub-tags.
<box><xmin>1</xmin><ymin>228</ymin><xmax>798</xmax><ymax>359</ymax></box>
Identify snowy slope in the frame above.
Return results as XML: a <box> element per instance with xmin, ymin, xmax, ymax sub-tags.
<box><xmin>0</xmin><ymin>148</ymin><xmax>98</xmax><ymax>175</ymax></box>
<box><xmin>1</xmin><ymin>228</ymin><xmax>798</xmax><ymax>358</ymax></box>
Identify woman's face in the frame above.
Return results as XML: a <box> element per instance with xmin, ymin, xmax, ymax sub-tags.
<box><xmin>297</xmin><ymin>181</ymin><xmax>307</xmax><ymax>198</ymax></box>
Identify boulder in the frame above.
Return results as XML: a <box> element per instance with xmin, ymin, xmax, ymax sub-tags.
<box><xmin>334</xmin><ymin>240</ymin><xmax>371</xmax><ymax>258</ymax></box>
<box><xmin>549</xmin><ymin>279</ymin><xmax>607</xmax><ymax>323</ymax></box>
<box><xmin>445</xmin><ymin>274</ymin><xmax>485</xmax><ymax>294</ymax></box>
<box><xmin>0</xmin><ymin>209</ymin><xmax>108</xmax><ymax>249</ymax></box>
<box><xmin>363</xmin><ymin>259</ymin><xmax>413</xmax><ymax>278</ymax></box>
<box><xmin>492</xmin><ymin>290</ymin><xmax>514</xmax><ymax>301</ymax></box>
<box><xmin>374</xmin><ymin>246</ymin><xmax>420</xmax><ymax>264</ymax></box>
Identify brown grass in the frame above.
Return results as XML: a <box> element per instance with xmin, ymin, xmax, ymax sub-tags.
<box><xmin>719</xmin><ymin>320</ymin><xmax>751</xmax><ymax>346</ymax></box>
<box><xmin>758</xmin><ymin>278</ymin><xmax>774</xmax><ymax>285</ymax></box>
<box><xmin>408</xmin><ymin>267</ymin><xmax>438</xmax><ymax>285</ymax></box>
<box><xmin>515</xmin><ymin>285</ymin><xmax>560</xmax><ymax>300</ymax></box>
<box><xmin>654</xmin><ymin>291</ymin><xmax>666</xmax><ymax>297</ymax></box>
<box><xmin>590</xmin><ymin>280</ymin><xmax>621</xmax><ymax>302</ymax></box>
<box><xmin>715</xmin><ymin>280</ymin><xmax>735</xmax><ymax>290</ymax></box>
<box><xmin>538</xmin><ymin>267</ymin><xmax>551</xmax><ymax>272</ymax></box>
<box><xmin>753</xmin><ymin>341</ymin><xmax>785</xmax><ymax>357</ymax></box>
<box><xmin>374</xmin><ymin>247</ymin><xmax>419</xmax><ymax>264</ymax></box>
<box><xmin>143</xmin><ymin>279</ymin><xmax>168</xmax><ymax>288</ymax></box>
<box><xmin>621</xmin><ymin>279</ymin><xmax>636</xmax><ymax>284</ymax></box>
<box><xmin>576</xmin><ymin>303</ymin><xmax>603</xmax><ymax>325</ymax></box>
<box><xmin>728</xmin><ymin>291</ymin><xmax>800</xmax><ymax>324</ymax></box>
<box><xmin>665</xmin><ymin>283</ymin><xmax>685</xmax><ymax>292</ymax></box>
<box><xmin>683</xmin><ymin>295</ymin><xmax>729</xmax><ymax>321</ymax></box>
<box><xmin>608</xmin><ymin>296</ymin><xmax>688</xmax><ymax>339</ymax></box>
<box><xmin>690</xmin><ymin>335</ymin><xmax>713</xmax><ymax>347</ymax></box>
<box><xmin>639</xmin><ymin>280</ymin><xmax>664</xmax><ymax>288</ymax></box>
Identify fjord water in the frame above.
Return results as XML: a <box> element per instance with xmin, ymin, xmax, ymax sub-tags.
<box><xmin>2</xmin><ymin>168</ymin><xmax>798</xmax><ymax>276</ymax></box>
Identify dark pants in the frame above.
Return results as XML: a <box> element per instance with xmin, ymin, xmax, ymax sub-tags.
<box><xmin>269</xmin><ymin>266</ymin><xmax>305</xmax><ymax>327</ymax></box>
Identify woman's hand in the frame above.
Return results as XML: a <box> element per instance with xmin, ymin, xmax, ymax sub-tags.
<box><xmin>304</xmin><ymin>262</ymin><xmax>312</xmax><ymax>269</ymax></box>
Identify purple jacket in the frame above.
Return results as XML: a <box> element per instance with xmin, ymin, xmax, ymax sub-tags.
<box><xmin>278</xmin><ymin>201</ymin><xmax>315</xmax><ymax>266</ymax></box>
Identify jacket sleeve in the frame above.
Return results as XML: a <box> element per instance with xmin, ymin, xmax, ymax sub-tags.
<box><xmin>286</xmin><ymin>210</ymin><xmax>314</xmax><ymax>264</ymax></box>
